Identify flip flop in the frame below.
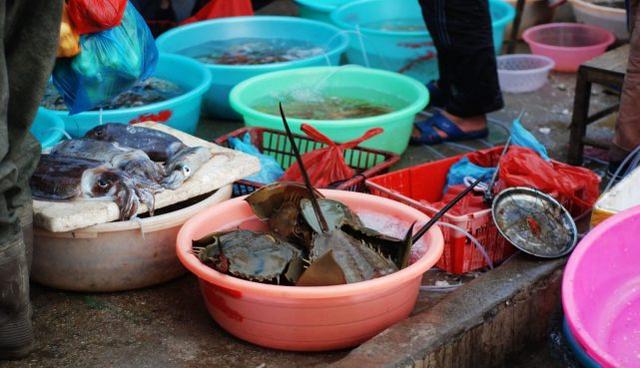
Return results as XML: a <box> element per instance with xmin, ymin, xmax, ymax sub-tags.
<box><xmin>427</xmin><ymin>81</ymin><xmax>448</xmax><ymax>108</ymax></box>
<box><xmin>410</xmin><ymin>110</ymin><xmax>489</xmax><ymax>145</ymax></box>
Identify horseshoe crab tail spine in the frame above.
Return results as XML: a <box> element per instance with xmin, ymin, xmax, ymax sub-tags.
<box><xmin>278</xmin><ymin>102</ymin><xmax>329</xmax><ymax>233</ymax></box>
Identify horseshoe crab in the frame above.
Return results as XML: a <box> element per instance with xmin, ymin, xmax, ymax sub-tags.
<box><xmin>245</xmin><ymin>182</ymin><xmax>323</xmax><ymax>249</ymax></box>
<box><xmin>30</xmin><ymin>155</ymin><xmax>154</xmax><ymax>220</ymax></box>
<box><xmin>295</xmin><ymin>197</ymin><xmax>414</xmax><ymax>286</ymax></box>
<box><xmin>192</xmin><ymin>230</ymin><xmax>303</xmax><ymax>284</ymax></box>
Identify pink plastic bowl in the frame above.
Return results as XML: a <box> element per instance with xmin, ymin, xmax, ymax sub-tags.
<box><xmin>176</xmin><ymin>190</ymin><xmax>444</xmax><ymax>351</ymax></box>
<box><xmin>563</xmin><ymin>206</ymin><xmax>640</xmax><ymax>367</ymax></box>
<box><xmin>523</xmin><ymin>23</ymin><xmax>615</xmax><ymax>72</ymax></box>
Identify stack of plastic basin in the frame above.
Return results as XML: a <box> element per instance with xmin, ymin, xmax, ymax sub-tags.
<box><xmin>497</xmin><ymin>54</ymin><xmax>555</xmax><ymax>93</ymax></box>
<box><xmin>30</xmin><ymin>107</ymin><xmax>66</xmax><ymax>150</ymax></box>
<box><xmin>330</xmin><ymin>0</ymin><xmax>515</xmax><ymax>83</ymax></box>
<box><xmin>46</xmin><ymin>53</ymin><xmax>212</xmax><ymax>138</ymax></box>
<box><xmin>156</xmin><ymin>16</ymin><xmax>349</xmax><ymax>119</ymax></box>
<box><xmin>229</xmin><ymin>66</ymin><xmax>429</xmax><ymax>155</ymax></box>
<box><xmin>523</xmin><ymin>23</ymin><xmax>615</xmax><ymax>72</ymax></box>
<box><xmin>295</xmin><ymin>0</ymin><xmax>356</xmax><ymax>23</ymax></box>
<box><xmin>176</xmin><ymin>190</ymin><xmax>444</xmax><ymax>351</ymax></box>
<box><xmin>563</xmin><ymin>206</ymin><xmax>640</xmax><ymax>367</ymax></box>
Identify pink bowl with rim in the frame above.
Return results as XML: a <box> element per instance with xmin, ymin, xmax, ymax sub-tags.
<box><xmin>563</xmin><ymin>205</ymin><xmax>640</xmax><ymax>367</ymax></box>
<box><xmin>523</xmin><ymin>22</ymin><xmax>615</xmax><ymax>72</ymax></box>
<box><xmin>176</xmin><ymin>189</ymin><xmax>444</xmax><ymax>351</ymax></box>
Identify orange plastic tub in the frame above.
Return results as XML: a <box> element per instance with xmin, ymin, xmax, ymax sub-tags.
<box><xmin>176</xmin><ymin>190</ymin><xmax>444</xmax><ymax>351</ymax></box>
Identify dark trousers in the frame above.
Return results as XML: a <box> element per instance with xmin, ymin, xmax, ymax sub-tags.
<box><xmin>0</xmin><ymin>0</ymin><xmax>62</xmax><ymax>355</ymax></box>
<box><xmin>418</xmin><ymin>0</ymin><xmax>504</xmax><ymax>117</ymax></box>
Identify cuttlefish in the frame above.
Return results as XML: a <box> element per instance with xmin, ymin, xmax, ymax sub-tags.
<box><xmin>51</xmin><ymin>138</ymin><xmax>165</xmax><ymax>190</ymax></box>
<box><xmin>30</xmin><ymin>155</ymin><xmax>155</xmax><ymax>220</ymax></box>
<box><xmin>84</xmin><ymin>123</ymin><xmax>214</xmax><ymax>189</ymax></box>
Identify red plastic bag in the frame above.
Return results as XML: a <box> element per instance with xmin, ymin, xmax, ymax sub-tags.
<box><xmin>496</xmin><ymin>147</ymin><xmax>600</xmax><ymax>216</ymax></box>
<box><xmin>180</xmin><ymin>0</ymin><xmax>253</xmax><ymax>26</ymax></box>
<box><xmin>430</xmin><ymin>185</ymin><xmax>489</xmax><ymax>216</ymax></box>
<box><xmin>280</xmin><ymin>124</ymin><xmax>383</xmax><ymax>188</ymax></box>
<box><xmin>67</xmin><ymin>0</ymin><xmax>127</xmax><ymax>35</ymax></box>
<box><xmin>466</xmin><ymin>148</ymin><xmax>502</xmax><ymax>167</ymax></box>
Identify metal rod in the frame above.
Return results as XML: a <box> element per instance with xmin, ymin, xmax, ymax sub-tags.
<box><xmin>506</xmin><ymin>0</ymin><xmax>526</xmax><ymax>54</ymax></box>
<box><xmin>412</xmin><ymin>177</ymin><xmax>483</xmax><ymax>244</ymax></box>
<box><xmin>278</xmin><ymin>102</ymin><xmax>329</xmax><ymax>233</ymax></box>
<box><xmin>484</xmin><ymin>136</ymin><xmax>512</xmax><ymax>204</ymax></box>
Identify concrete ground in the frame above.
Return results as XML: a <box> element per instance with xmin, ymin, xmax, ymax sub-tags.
<box><xmin>1</xmin><ymin>1</ymin><xmax>622</xmax><ymax>367</ymax></box>
<box><xmin>1</xmin><ymin>70</ymin><xmax>615</xmax><ymax>368</ymax></box>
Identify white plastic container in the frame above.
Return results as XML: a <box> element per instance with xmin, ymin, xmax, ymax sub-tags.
<box><xmin>591</xmin><ymin>166</ymin><xmax>640</xmax><ymax>227</ymax></box>
<box><xmin>32</xmin><ymin>185</ymin><xmax>232</xmax><ymax>292</ymax></box>
<box><xmin>570</xmin><ymin>0</ymin><xmax>629</xmax><ymax>41</ymax></box>
<box><xmin>497</xmin><ymin>54</ymin><xmax>555</xmax><ymax>93</ymax></box>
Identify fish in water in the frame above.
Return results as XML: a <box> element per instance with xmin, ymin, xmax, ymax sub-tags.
<box><xmin>30</xmin><ymin>155</ymin><xmax>156</xmax><ymax>220</ymax></box>
<box><xmin>51</xmin><ymin>138</ymin><xmax>165</xmax><ymax>190</ymax></box>
<box><xmin>84</xmin><ymin>123</ymin><xmax>185</xmax><ymax>162</ymax></box>
<box><xmin>84</xmin><ymin>123</ymin><xmax>215</xmax><ymax>189</ymax></box>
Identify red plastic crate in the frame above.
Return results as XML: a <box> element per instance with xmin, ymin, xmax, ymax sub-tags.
<box><xmin>366</xmin><ymin>146</ymin><xmax>593</xmax><ymax>274</ymax></box>
<box><xmin>215</xmin><ymin>127</ymin><xmax>400</xmax><ymax>196</ymax></box>
<box><xmin>366</xmin><ymin>149</ymin><xmax>511</xmax><ymax>274</ymax></box>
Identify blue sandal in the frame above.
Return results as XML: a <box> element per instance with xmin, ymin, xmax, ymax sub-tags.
<box><xmin>411</xmin><ymin>110</ymin><xmax>489</xmax><ymax>145</ymax></box>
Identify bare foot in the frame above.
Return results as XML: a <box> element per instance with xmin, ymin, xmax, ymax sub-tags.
<box><xmin>413</xmin><ymin>111</ymin><xmax>487</xmax><ymax>140</ymax></box>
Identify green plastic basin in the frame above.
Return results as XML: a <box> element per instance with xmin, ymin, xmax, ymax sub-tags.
<box><xmin>229</xmin><ymin>66</ymin><xmax>429</xmax><ymax>154</ymax></box>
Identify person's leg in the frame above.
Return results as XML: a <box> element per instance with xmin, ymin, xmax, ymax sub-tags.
<box><xmin>610</xmin><ymin>0</ymin><xmax>640</xmax><ymax>172</ymax></box>
<box><xmin>0</xmin><ymin>0</ymin><xmax>62</xmax><ymax>360</ymax></box>
<box><xmin>417</xmin><ymin>0</ymin><xmax>504</xmax><ymax>139</ymax></box>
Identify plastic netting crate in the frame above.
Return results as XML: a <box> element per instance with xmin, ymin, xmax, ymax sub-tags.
<box><xmin>215</xmin><ymin>127</ymin><xmax>400</xmax><ymax>196</ymax></box>
<box><xmin>366</xmin><ymin>150</ymin><xmax>511</xmax><ymax>274</ymax></box>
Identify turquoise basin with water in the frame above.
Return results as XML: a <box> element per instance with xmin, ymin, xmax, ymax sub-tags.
<box><xmin>330</xmin><ymin>0</ymin><xmax>515</xmax><ymax>83</ymax></box>
<box><xmin>156</xmin><ymin>16</ymin><xmax>349</xmax><ymax>120</ymax></box>
<box><xmin>30</xmin><ymin>108</ymin><xmax>65</xmax><ymax>150</ymax></box>
<box><xmin>295</xmin><ymin>0</ymin><xmax>357</xmax><ymax>23</ymax></box>
<box><xmin>46</xmin><ymin>53</ymin><xmax>211</xmax><ymax>138</ymax></box>
<box><xmin>229</xmin><ymin>66</ymin><xmax>429</xmax><ymax>155</ymax></box>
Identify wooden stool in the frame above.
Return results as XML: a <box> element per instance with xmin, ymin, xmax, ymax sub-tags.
<box><xmin>568</xmin><ymin>45</ymin><xmax>629</xmax><ymax>165</ymax></box>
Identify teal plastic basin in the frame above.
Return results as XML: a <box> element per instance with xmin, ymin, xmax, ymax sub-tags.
<box><xmin>156</xmin><ymin>16</ymin><xmax>349</xmax><ymax>119</ymax></box>
<box><xmin>229</xmin><ymin>66</ymin><xmax>429</xmax><ymax>154</ymax></box>
<box><xmin>330</xmin><ymin>0</ymin><xmax>515</xmax><ymax>83</ymax></box>
<box><xmin>48</xmin><ymin>53</ymin><xmax>211</xmax><ymax>138</ymax></box>
<box><xmin>30</xmin><ymin>108</ymin><xmax>65</xmax><ymax>150</ymax></box>
<box><xmin>295</xmin><ymin>0</ymin><xmax>357</xmax><ymax>23</ymax></box>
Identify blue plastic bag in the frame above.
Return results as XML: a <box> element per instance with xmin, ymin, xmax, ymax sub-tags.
<box><xmin>229</xmin><ymin>133</ymin><xmax>284</xmax><ymax>184</ymax></box>
<box><xmin>445</xmin><ymin>115</ymin><xmax>549</xmax><ymax>188</ymax></box>
<box><xmin>446</xmin><ymin>157</ymin><xmax>496</xmax><ymax>187</ymax></box>
<box><xmin>52</xmin><ymin>2</ymin><xmax>158</xmax><ymax>114</ymax></box>
<box><xmin>510</xmin><ymin>118</ymin><xmax>550</xmax><ymax>161</ymax></box>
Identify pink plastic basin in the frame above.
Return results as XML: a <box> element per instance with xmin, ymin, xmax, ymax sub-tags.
<box><xmin>176</xmin><ymin>190</ymin><xmax>444</xmax><ymax>351</ymax></box>
<box><xmin>563</xmin><ymin>206</ymin><xmax>640</xmax><ymax>368</ymax></box>
<box><xmin>523</xmin><ymin>23</ymin><xmax>615</xmax><ymax>72</ymax></box>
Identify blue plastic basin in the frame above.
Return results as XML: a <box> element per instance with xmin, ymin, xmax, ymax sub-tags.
<box><xmin>330</xmin><ymin>0</ymin><xmax>515</xmax><ymax>83</ymax></box>
<box><xmin>30</xmin><ymin>108</ymin><xmax>65</xmax><ymax>150</ymax></box>
<box><xmin>295</xmin><ymin>0</ymin><xmax>357</xmax><ymax>23</ymax></box>
<box><xmin>563</xmin><ymin>318</ymin><xmax>601</xmax><ymax>368</ymax></box>
<box><xmin>155</xmin><ymin>16</ymin><xmax>349</xmax><ymax>119</ymax></box>
<box><xmin>47</xmin><ymin>53</ymin><xmax>211</xmax><ymax>138</ymax></box>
